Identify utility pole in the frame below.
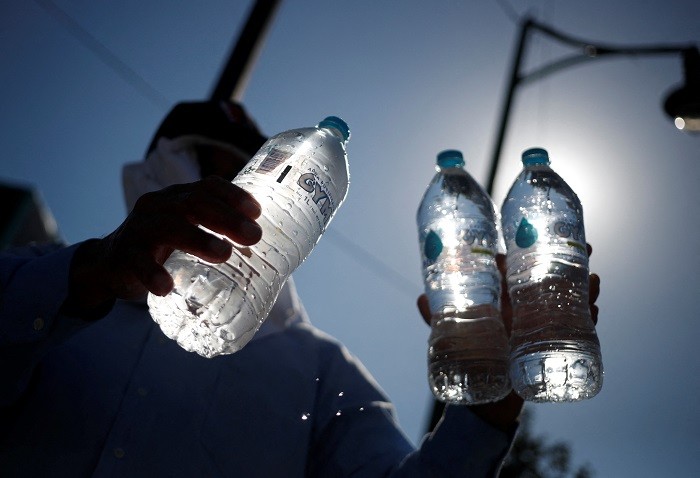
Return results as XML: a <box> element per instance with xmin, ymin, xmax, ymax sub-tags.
<box><xmin>210</xmin><ymin>0</ymin><xmax>282</xmax><ymax>102</ymax></box>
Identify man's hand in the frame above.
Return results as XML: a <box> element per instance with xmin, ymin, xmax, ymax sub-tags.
<box><xmin>417</xmin><ymin>246</ymin><xmax>601</xmax><ymax>432</ymax></box>
<box><xmin>63</xmin><ymin>177</ymin><xmax>262</xmax><ymax>316</ymax></box>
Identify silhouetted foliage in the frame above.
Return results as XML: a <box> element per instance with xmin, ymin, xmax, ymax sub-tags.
<box><xmin>500</xmin><ymin>407</ymin><xmax>594</xmax><ymax>478</ymax></box>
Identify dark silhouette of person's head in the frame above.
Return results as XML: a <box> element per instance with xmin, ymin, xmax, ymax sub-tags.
<box><xmin>147</xmin><ymin>100</ymin><xmax>267</xmax><ymax>180</ymax></box>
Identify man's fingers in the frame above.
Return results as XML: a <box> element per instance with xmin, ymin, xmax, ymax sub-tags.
<box><xmin>152</xmin><ymin>223</ymin><xmax>234</xmax><ymax>264</ymax></box>
<box><xmin>589</xmin><ymin>273</ymin><xmax>600</xmax><ymax>326</ymax></box>
<box><xmin>131</xmin><ymin>251</ymin><xmax>174</xmax><ymax>297</ymax></box>
<box><xmin>590</xmin><ymin>304</ymin><xmax>599</xmax><ymax>326</ymax></box>
<box><xmin>198</xmin><ymin>176</ymin><xmax>261</xmax><ymax>219</ymax></box>
<box><xmin>417</xmin><ymin>294</ymin><xmax>431</xmax><ymax>326</ymax></box>
<box><xmin>589</xmin><ymin>273</ymin><xmax>600</xmax><ymax>304</ymax></box>
<box><xmin>167</xmin><ymin>178</ymin><xmax>263</xmax><ymax>246</ymax></box>
<box><xmin>585</xmin><ymin>243</ymin><xmax>600</xmax><ymax>325</ymax></box>
<box><xmin>103</xmin><ymin>178</ymin><xmax>266</xmax><ymax>302</ymax></box>
<box><xmin>191</xmin><ymin>207</ymin><xmax>262</xmax><ymax>247</ymax></box>
<box><xmin>496</xmin><ymin>253</ymin><xmax>507</xmax><ymax>275</ymax></box>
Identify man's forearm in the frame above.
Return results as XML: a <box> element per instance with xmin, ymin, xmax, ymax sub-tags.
<box><xmin>60</xmin><ymin>238</ymin><xmax>116</xmax><ymax>320</ymax></box>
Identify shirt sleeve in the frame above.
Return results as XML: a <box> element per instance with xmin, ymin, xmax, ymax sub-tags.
<box><xmin>0</xmin><ymin>243</ymin><xmax>96</xmax><ymax>406</ymax></box>
<box><xmin>306</xmin><ymin>330</ymin><xmax>517</xmax><ymax>478</ymax></box>
<box><xmin>397</xmin><ymin>405</ymin><xmax>518</xmax><ymax>477</ymax></box>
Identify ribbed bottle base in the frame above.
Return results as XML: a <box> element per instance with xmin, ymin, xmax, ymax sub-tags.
<box><xmin>509</xmin><ymin>342</ymin><xmax>603</xmax><ymax>402</ymax></box>
<box><xmin>429</xmin><ymin>359</ymin><xmax>511</xmax><ymax>405</ymax></box>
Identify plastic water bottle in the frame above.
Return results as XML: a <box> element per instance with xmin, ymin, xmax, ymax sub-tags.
<box><xmin>417</xmin><ymin>150</ymin><xmax>510</xmax><ymax>404</ymax></box>
<box><xmin>501</xmin><ymin>147</ymin><xmax>602</xmax><ymax>402</ymax></box>
<box><xmin>148</xmin><ymin>116</ymin><xmax>351</xmax><ymax>358</ymax></box>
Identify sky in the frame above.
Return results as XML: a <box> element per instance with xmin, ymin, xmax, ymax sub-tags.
<box><xmin>1</xmin><ymin>0</ymin><xmax>699</xmax><ymax>476</ymax></box>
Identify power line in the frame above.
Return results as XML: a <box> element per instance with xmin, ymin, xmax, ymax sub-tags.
<box><xmin>33</xmin><ymin>0</ymin><xmax>171</xmax><ymax>111</ymax></box>
<box><xmin>325</xmin><ymin>228</ymin><xmax>420</xmax><ymax>299</ymax></box>
<box><xmin>495</xmin><ymin>0</ymin><xmax>521</xmax><ymax>25</ymax></box>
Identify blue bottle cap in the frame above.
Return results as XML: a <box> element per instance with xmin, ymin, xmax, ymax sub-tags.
<box><xmin>521</xmin><ymin>147</ymin><xmax>550</xmax><ymax>166</ymax></box>
<box><xmin>436</xmin><ymin>149</ymin><xmax>465</xmax><ymax>168</ymax></box>
<box><xmin>318</xmin><ymin>116</ymin><xmax>350</xmax><ymax>141</ymax></box>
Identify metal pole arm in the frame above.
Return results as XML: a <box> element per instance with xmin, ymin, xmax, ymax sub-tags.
<box><xmin>522</xmin><ymin>19</ymin><xmax>694</xmax><ymax>87</ymax></box>
<box><xmin>484</xmin><ymin>16</ymin><xmax>695</xmax><ymax>195</ymax></box>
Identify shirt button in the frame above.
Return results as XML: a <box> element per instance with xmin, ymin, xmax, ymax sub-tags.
<box><xmin>137</xmin><ymin>387</ymin><xmax>148</xmax><ymax>397</ymax></box>
<box><xmin>114</xmin><ymin>448</ymin><xmax>125</xmax><ymax>459</ymax></box>
<box><xmin>33</xmin><ymin>318</ymin><xmax>45</xmax><ymax>331</ymax></box>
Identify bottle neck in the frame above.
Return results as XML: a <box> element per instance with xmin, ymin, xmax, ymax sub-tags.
<box><xmin>322</xmin><ymin>126</ymin><xmax>348</xmax><ymax>144</ymax></box>
<box><xmin>437</xmin><ymin>161</ymin><xmax>465</xmax><ymax>171</ymax></box>
<box><xmin>437</xmin><ymin>164</ymin><xmax>464</xmax><ymax>173</ymax></box>
<box><xmin>523</xmin><ymin>162</ymin><xmax>551</xmax><ymax>170</ymax></box>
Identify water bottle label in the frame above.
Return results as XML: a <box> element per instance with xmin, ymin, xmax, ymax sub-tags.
<box><xmin>297</xmin><ymin>170</ymin><xmax>335</xmax><ymax>226</ymax></box>
<box><xmin>464</xmin><ymin>228</ymin><xmax>498</xmax><ymax>256</ymax></box>
<box><xmin>515</xmin><ymin>218</ymin><xmax>538</xmax><ymax>248</ymax></box>
<box><xmin>255</xmin><ymin>148</ymin><xmax>293</xmax><ymax>174</ymax></box>
<box><xmin>512</xmin><ymin>216</ymin><xmax>585</xmax><ymax>251</ymax></box>
<box><xmin>424</xmin><ymin>230</ymin><xmax>443</xmax><ymax>261</ymax></box>
<box><xmin>421</xmin><ymin>224</ymin><xmax>497</xmax><ymax>264</ymax></box>
<box><xmin>239</xmin><ymin>147</ymin><xmax>339</xmax><ymax>232</ymax></box>
<box><xmin>552</xmin><ymin>220</ymin><xmax>586</xmax><ymax>252</ymax></box>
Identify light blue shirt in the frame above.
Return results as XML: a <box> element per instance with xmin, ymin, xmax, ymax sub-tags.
<box><xmin>0</xmin><ymin>243</ymin><xmax>515</xmax><ymax>477</ymax></box>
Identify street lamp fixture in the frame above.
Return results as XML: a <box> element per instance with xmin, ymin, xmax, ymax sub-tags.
<box><xmin>663</xmin><ymin>47</ymin><xmax>700</xmax><ymax>133</ymax></box>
